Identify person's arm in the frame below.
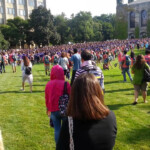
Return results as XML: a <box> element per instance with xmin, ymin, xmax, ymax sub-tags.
<box><xmin>131</xmin><ymin>65</ymin><xmax>135</xmax><ymax>74</ymax></box>
<box><xmin>70</xmin><ymin>55</ymin><xmax>74</xmax><ymax>62</ymax></box>
<box><xmin>100</xmin><ymin>71</ymin><xmax>104</xmax><ymax>90</ymax></box>
<box><xmin>21</xmin><ymin>62</ymin><xmax>24</xmax><ymax>71</ymax></box>
<box><xmin>56</xmin><ymin>119</ymin><xmax>70</xmax><ymax>150</ymax></box>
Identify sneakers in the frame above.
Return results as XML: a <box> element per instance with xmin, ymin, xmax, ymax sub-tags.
<box><xmin>132</xmin><ymin>102</ymin><xmax>137</xmax><ymax>105</ymax></box>
<box><xmin>20</xmin><ymin>88</ymin><xmax>25</xmax><ymax>91</ymax></box>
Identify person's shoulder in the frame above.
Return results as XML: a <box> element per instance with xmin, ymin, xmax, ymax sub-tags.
<box><xmin>108</xmin><ymin>111</ymin><xmax>116</xmax><ymax>119</ymax></box>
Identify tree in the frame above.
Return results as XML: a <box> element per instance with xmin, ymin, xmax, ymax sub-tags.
<box><xmin>29</xmin><ymin>6</ymin><xmax>59</xmax><ymax>46</ymax></box>
<box><xmin>54</xmin><ymin>14</ymin><xmax>70</xmax><ymax>44</ymax></box>
<box><xmin>114</xmin><ymin>17</ymin><xmax>128</xmax><ymax>40</ymax></box>
<box><xmin>135</xmin><ymin>26</ymin><xmax>139</xmax><ymax>38</ymax></box>
<box><xmin>102</xmin><ymin>22</ymin><xmax>114</xmax><ymax>41</ymax></box>
<box><xmin>0</xmin><ymin>31</ymin><xmax>9</xmax><ymax>50</ymax></box>
<box><xmin>92</xmin><ymin>21</ymin><xmax>103</xmax><ymax>41</ymax></box>
<box><xmin>70</xmin><ymin>11</ymin><xmax>94</xmax><ymax>42</ymax></box>
<box><xmin>0</xmin><ymin>17</ymin><xmax>28</xmax><ymax>47</ymax></box>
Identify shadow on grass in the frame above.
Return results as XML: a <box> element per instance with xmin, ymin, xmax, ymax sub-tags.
<box><xmin>34</xmin><ymin>79</ymin><xmax>49</xmax><ymax>82</ymax></box>
<box><xmin>33</xmin><ymin>75</ymin><xmax>46</xmax><ymax>77</ymax></box>
<box><xmin>106</xmin><ymin>88</ymin><xmax>133</xmax><ymax>93</ymax></box>
<box><xmin>107</xmin><ymin>104</ymin><xmax>131</xmax><ymax>110</ymax></box>
<box><xmin>104</xmin><ymin>75</ymin><xmax>121</xmax><ymax>77</ymax></box>
<box><xmin>0</xmin><ymin>90</ymin><xmax>44</xmax><ymax>94</ymax></box>
<box><xmin>124</xmin><ymin>127</ymin><xmax>150</xmax><ymax>144</ymax></box>
<box><xmin>37</xmin><ymin>70</ymin><xmax>45</xmax><ymax>72</ymax></box>
<box><xmin>105</xmin><ymin>80</ymin><xmax>123</xmax><ymax>85</ymax></box>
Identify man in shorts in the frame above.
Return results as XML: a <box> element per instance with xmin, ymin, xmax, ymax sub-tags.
<box><xmin>43</xmin><ymin>53</ymin><xmax>51</xmax><ymax>75</ymax></box>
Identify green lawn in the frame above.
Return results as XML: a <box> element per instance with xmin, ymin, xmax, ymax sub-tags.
<box><xmin>0</xmin><ymin>50</ymin><xmax>150</xmax><ymax>150</ymax></box>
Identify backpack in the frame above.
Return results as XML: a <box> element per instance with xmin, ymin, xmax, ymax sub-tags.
<box><xmin>1</xmin><ymin>56</ymin><xmax>4</xmax><ymax>63</ymax></box>
<box><xmin>25</xmin><ymin>67</ymin><xmax>31</xmax><ymax>75</ymax></box>
<box><xmin>12</xmin><ymin>55</ymin><xmax>16</xmax><ymax>61</ymax></box>
<box><xmin>82</xmin><ymin>65</ymin><xmax>102</xmax><ymax>86</ymax></box>
<box><xmin>126</xmin><ymin>56</ymin><xmax>131</xmax><ymax>66</ymax></box>
<box><xmin>143</xmin><ymin>66</ymin><xmax>150</xmax><ymax>82</ymax></box>
<box><xmin>58</xmin><ymin>82</ymin><xmax>69</xmax><ymax>116</ymax></box>
<box><xmin>54</xmin><ymin>56</ymin><xmax>58</xmax><ymax>64</ymax></box>
<box><xmin>44</xmin><ymin>56</ymin><xmax>49</xmax><ymax>64</ymax></box>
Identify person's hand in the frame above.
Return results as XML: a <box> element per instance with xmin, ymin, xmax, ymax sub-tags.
<box><xmin>47</xmin><ymin>110</ymin><xmax>51</xmax><ymax>117</ymax></box>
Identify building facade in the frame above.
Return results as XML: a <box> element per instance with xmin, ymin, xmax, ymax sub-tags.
<box><xmin>116</xmin><ymin>0</ymin><xmax>150</xmax><ymax>38</ymax></box>
<box><xmin>0</xmin><ymin>0</ymin><xmax>46</xmax><ymax>24</ymax></box>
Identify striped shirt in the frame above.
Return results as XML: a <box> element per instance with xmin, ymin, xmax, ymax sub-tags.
<box><xmin>75</xmin><ymin>64</ymin><xmax>104</xmax><ymax>89</ymax></box>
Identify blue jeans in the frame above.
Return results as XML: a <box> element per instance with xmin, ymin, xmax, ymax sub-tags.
<box><xmin>50</xmin><ymin>111</ymin><xmax>66</xmax><ymax>144</ymax></box>
<box><xmin>122</xmin><ymin>68</ymin><xmax>132</xmax><ymax>82</ymax></box>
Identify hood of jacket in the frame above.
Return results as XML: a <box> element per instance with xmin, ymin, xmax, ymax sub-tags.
<box><xmin>50</xmin><ymin>65</ymin><xmax>65</xmax><ymax>80</ymax></box>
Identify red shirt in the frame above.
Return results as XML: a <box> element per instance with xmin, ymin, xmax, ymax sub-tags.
<box><xmin>121</xmin><ymin>55</ymin><xmax>129</xmax><ymax>68</ymax></box>
<box><xmin>144</xmin><ymin>55</ymin><xmax>150</xmax><ymax>66</ymax></box>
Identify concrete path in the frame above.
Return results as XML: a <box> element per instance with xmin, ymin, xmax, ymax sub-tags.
<box><xmin>0</xmin><ymin>130</ymin><xmax>4</xmax><ymax>150</ymax></box>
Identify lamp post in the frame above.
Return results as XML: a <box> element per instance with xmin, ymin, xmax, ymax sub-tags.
<box><xmin>40</xmin><ymin>43</ymin><xmax>42</xmax><ymax>48</ymax></box>
<box><xmin>19</xmin><ymin>40</ymin><xmax>21</xmax><ymax>49</ymax></box>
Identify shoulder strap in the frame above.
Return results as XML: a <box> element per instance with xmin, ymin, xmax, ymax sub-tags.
<box><xmin>68</xmin><ymin>117</ymin><xmax>74</xmax><ymax>150</ymax></box>
<box><xmin>63</xmin><ymin>82</ymin><xmax>68</xmax><ymax>94</ymax></box>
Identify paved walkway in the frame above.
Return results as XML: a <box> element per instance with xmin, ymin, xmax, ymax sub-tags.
<box><xmin>0</xmin><ymin>130</ymin><xmax>4</xmax><ymax>150</ymax></box>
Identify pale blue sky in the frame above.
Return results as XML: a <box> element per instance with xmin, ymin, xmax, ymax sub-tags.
<box><xmin>46</xmin><ymin>0</ymin><xmax>119</xmax><ymax>18</ymax></box>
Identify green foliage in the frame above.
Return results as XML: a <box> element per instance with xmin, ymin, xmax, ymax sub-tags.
<box><xmin>0</xmin><ymin>31</ymin><xmax>9</xmax><ymax>49</ymax></box>
<box><xmin>0</xmin><ymin>17</ymin><xmax>28</xmax><ymax>47</ymax></box>
<box><xmin>54</xmin><ymin>14</ymin><xmax>70</xmax><ymax>44</ymax></box>
<box><xmin>135</xmin><ymin>26</ymin><xmax>139</xmax><ymax>38</ymax></box>
<box><xmin>69</xmin><ymin>11</ymin><xmax>94</xmax><ymax>42</ymax></box>
<box><xmin>114</xmin><ymin>18</ymin><xmax>128</xmax><ymax>40</ymax></box>
<box><xmin>30</xmin><ymin>6</ymin><xmax>59</xmax><ymax>46</ymax></box>
<box><xmin>147</xmin><ymin>19</ymin><xmax>150</xmax><ymax>37</ymax></box>
<box><xmin>92</xmin><ymin>21</ymin><xmax>103</xmax><ymax>41</ymax></box>
<box><xmin>102</xmin><ymin>22</ymin><xmax>114</xmax><ymax>41</ymax></box>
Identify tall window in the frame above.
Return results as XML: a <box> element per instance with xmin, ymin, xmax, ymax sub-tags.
<box><xmin>37</xmin><ymin>1</ymin><xmax>44</xmax><ymax>6</ymax></box>
<box><xmin>7</xmin><ymin>8</ymin><xmax>15</xmax><ymax>15</ymax></box>
<box><xmin>0</xmin><ymin>18</ymin><xmax>4</xmax><ymax>24</ymax></box>
<box><xmin>0</xmin><ymin>7</ymin><xmax>3</xmax><ymax>13</ymax></box>
<box><xmin>7</xmin><ymin>0</ymin><xmax>15</xmax><ymax>3</ymax></box>
<box><xmin>28</xmin><ymin>0</ymin><xmax>35</xmax><ymax>7</ymax></box>
<box><xmin>130</xmin><ymin>12</ymin><xmax>135</xmax><ymax>28</ymax></box>
<box><xmin>141</xmin><ymin>10</ymin><xmax>147</xmax><ymax>27</ymax></box>
<box><xmin>18</xmin><ymin>9</ymin><xmax>26</xmax><ymax>16</ymax></box>
<box><xmin>19</xmin><ymin>0</ymin><xmax>25</xmax><ymax>5</ymax></box>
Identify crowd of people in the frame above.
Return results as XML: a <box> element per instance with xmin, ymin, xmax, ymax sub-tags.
<box><xmin>1</xmin><ymin>38</ymin><xmax>150</xmax><ymax>149</ymax></box>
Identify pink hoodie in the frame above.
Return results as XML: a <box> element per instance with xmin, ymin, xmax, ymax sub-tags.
<box><xmin>45</xmin><ymin>65</ymin><xmax>71</xmax><ymax>112</ymax></box>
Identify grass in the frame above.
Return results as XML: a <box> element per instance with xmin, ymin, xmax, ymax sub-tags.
<box><xmin>0</xmin><ymin>49</ymin><xmax>150</xmax><ymax>150</ymax></box>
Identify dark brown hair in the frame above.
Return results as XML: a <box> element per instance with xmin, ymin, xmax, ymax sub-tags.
<box><xmin>134</xmin><ymin>55</ymin><xmax>145</xmax><ymax>69</ymax></box>
<box><xmin>67</xmin><ymin>73</ymin><xmax>109</xmax><ymax>120</ymax></box>
<box><xmin>23</xmin><ymin>56</ymin><xmax>30</xmax><ymax>66</ymax></box>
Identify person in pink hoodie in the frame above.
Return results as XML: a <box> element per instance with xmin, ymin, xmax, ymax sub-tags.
<box><xmin>45</xmin><ymin>65</ymin><xmax>71</xmax><ymax>144</ymax></box>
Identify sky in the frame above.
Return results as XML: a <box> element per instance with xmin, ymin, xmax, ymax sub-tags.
<box><xmin>46</xmin><ymin>0</ymin><xmax>118</xmax><ymax>18</ymax></box>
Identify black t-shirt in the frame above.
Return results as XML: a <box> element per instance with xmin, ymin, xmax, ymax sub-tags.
<box><xmin>56</xmin><ymin>111</ymin><xmax>117</xmax><ymax>150</ymax></box>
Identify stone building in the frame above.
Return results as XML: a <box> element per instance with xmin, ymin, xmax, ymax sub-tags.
<box><xmin>117</xmin><ymin>0</ymin><xmax>150</xmax><ymax>38</ymax></box>
<box><xmin>0</xmin><ymin>0</ymin><xmax>46</xmax><ymax>24</ymax></box>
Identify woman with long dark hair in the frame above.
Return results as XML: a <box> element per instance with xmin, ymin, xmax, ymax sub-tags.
<box><xmin>132</xmin><ymin>55</ymin><xmax>149</xmax><ymax>105</ymax></box>
<box><xmin>21</xmin><ymin>56</ymin><xmax>33</xmax><ymax>92</ymax></box>
<box><xmin>57</xmin><ymin>73</ymin><xmax>117</xmax><ymax>150</ymax></box>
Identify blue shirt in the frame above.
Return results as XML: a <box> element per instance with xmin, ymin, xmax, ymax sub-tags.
<box><xmin>70</xmin><ymin>53</ymin><xmax>81</xmax><ymax>70</ymax></box>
